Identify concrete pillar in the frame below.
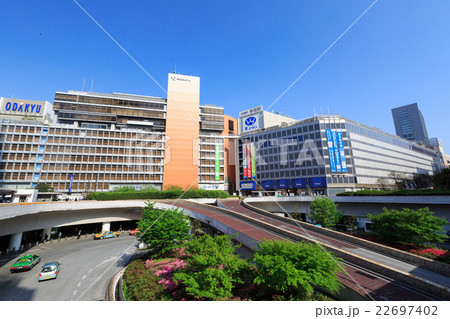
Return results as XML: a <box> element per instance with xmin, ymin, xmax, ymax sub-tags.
<box><xmin>102</xmin><ymin>222</ymin><xmax>111</xmax><ymax>232</ymax></box>
<box><xmin>9</xmin><ymin>233</ymin><xmax>23</xmax><ymax>252</ymax></box>
<box><xmin>42</xmin><ymin>228</ymin><xmax>52</xmax><ymax>241</ymax></box>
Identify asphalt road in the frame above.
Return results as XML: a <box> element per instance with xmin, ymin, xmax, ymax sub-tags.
<box><xmin>0</xmin><ymin>234</ymin><xmax>139</xmax><ymax>301</ymax></box>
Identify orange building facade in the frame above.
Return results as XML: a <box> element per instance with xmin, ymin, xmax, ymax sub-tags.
<box><xmin>163</xmin><ymin>74</ymin><xmax>201</xmax><ymax>190</ymax></box>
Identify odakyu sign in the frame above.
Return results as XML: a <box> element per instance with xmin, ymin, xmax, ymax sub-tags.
<box><xmin>0</xmin><ymin>98</ymin><xmax>45</xmax><ymax>116</ymax></box>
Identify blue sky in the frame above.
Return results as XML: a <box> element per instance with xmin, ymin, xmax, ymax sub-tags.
<box><xmin>1</xmin><ymin>0</ymin><xmax>449</xmax><ymax>151</ymax></box>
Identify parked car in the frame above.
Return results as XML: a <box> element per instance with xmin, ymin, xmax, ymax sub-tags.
<box><xmin>129</xmin><ymin>228</ymin><xmax>142</xmax><ymax>236</ymax></box>
<box><xmin>10</xmin><ymin>254</ymin><xmax>41</xmax><ymax>273</ymax></box>
<box><xmin>93</xmin><ymin>231</ymin><xmax>120</xmax><ymax>240</ymax></box>
<box><xmin>38</xmin><ymin>262</ymin><xmax>61</xmax><ymax>281</ymax></box>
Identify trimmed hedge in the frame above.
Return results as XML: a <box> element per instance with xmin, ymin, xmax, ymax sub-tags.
<box><xmin>336</xmin><ymin>189</ymin><xmax>450</xmax><ymax>196</ymax></box>
<box><xmin>87</xmin><ymin>189</ymin><xmax>228</xmax><ymax>200</ymax></box>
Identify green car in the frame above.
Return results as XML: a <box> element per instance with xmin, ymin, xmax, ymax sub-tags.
<box><xmin>10</xmin><ymin>254</ymin><xmax>41</xmax><ymax>273</ymax></box>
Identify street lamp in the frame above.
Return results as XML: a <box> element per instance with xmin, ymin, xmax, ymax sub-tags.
<box><xmin>204</xmin><ymin>219</ymin><xmax>212</xmax><ymax>236</ymax></box>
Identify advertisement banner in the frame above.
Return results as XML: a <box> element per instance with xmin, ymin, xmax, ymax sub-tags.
<box><xmin>215</xmin><ymin>144</ymin><xmax>220</xmax><ymax>181</ymax></box>
<box><xmin>276</xmin><ymin>179</ymin><xmax>290</xmax><ymax>189</ymax></box>
<box><xmin>246</xmin><ymin>143</ymin><xmax>252</xmax><ymax>179</ymax></box>
<box><xmin>240</xmin><ymin>181</ymin><xmax>256</xmax><ymax>190</ymax></box>
<box><xmin>336</xmin><ymin>132</ymin><xmax>347</xmax><ymax>173</ymax></box>
<box><xmin>291</xmin><ymin>178</ymin><xmax>307</xmax><ymax>188</ymax></box>
<box><xmin>251</xmin><ymin>143</ymin><xmax>256</xmax><ymax>178</ymax></box>
<box><xmin>309</xmin><ymin>176</ymin><xmax>327</xmax><ymax>188</ymax></box>
<box><xmin>242</xmin><ymin>144</ymin><xmax>247</xmax><ymax>178</ymax></box>
<box><xmin>326</xmin><ymin>129</ymin><xmax>337</xmax><ymax>172</ymax></box>
<box><xmin>331</xmin><ymin>130</ymin><xmax>342</xmax><ymax>172</ymax></box>
<box><xmin>68</xmin><ymin>173</ymin><xmax>74</xmax><ymax>193</ymax></box>
<box><xmin>261</xmin><ymin>180</ymin><xmax>275</xmax><ymax>189</ymax></box>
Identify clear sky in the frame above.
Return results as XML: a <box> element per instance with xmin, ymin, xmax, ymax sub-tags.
<box><xmin>1</xmin><ymin>1</ymin><xmax>449</xmax><ymax>151</ymax></box>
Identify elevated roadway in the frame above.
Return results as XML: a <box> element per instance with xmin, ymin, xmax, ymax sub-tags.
<box><xmin>1</xmin><ymin>198</ymin><xmax>449</xmax><ymax>300</ymax></box>
<box><xmin>161</xmin><ymin>199</ymin><xmax>448</xmax><ymax>301</ymax></box>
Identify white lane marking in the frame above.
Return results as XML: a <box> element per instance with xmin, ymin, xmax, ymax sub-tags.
<box><xmin>95</xmin><ymin>257</ymin><xmax>116</xmax><ymax>268</ymax></box>
<box><xmin>73</xmin><ymin>290</ymin><xmax>77</xmax><ymax>296</ymax></box>
<box><xmin>88</xmin><ymin>269</ymin><xmax>92</xmax><ymax>273</ymax></box>
<box><xmin>82</xmin><ymin>275</ymin><xmax>86</xmax><ymax>280</ymax></box>
<box><xmin>78</xmin><ymin>282</ymin><xmax>81</xmax><ymax>287</ymax></box>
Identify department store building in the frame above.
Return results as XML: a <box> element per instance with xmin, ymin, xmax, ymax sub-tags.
<box><xmin>0</xmin><ymin>74</ymin><xmax>237</xmax><ymax>193</ymax></box>
<box><xmin>238</xmin><ymin>109</ymin><xmax>441</xmax><ymax>196</ymax></box>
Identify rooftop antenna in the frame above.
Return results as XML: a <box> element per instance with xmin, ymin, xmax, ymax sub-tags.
<box><xmin>174</xmin><ymin>63</ymin><xmax>177</xmax><ymax>74</ymax></box>
<box><xmin>82</xmin><ymin>78</ymin><xmax>86</xmax><ymax>92</ymax></box>
<box><xmin>313</xmin><ymin>106</ymin><xmax>316</xmax><ymax>116</ymax></box>
<box><xmin>90</xmin><ymin>78</ymin><xmax>94</xmax><ymax>92</ymax></box>
<box><xmin>328</xmin><ymin>106</ymin><xmax>330</xmax><ymax>115</ymax></box>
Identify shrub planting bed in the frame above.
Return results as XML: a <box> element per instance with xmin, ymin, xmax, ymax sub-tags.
<box><xmin>336</xmin><ymin>189</ymin><xmax>450</xmax><ymax>196</ymax></box>
<box><xmin>353</xmin><ymin>233</ymin><xmax>450</xmax><ymax>264</ymax></box>
<box><xmin>87</xmin><ymin>189</ymin><xmax>228</xmax><ymax>200</ymax></box>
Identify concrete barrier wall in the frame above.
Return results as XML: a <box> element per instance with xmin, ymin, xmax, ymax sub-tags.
<box><xmin>242</xmin><ymin>200</ymin><xmax>450</xmax><ymax>278</ymax></box>
<box><xmin>153</xmin><ymin>202</ymin><xmax>260</xmax><ymax>251</ymax></box>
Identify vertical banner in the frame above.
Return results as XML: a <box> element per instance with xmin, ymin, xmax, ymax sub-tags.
<box><xmin>326</xmin><ymin>129</ymin><xmax>337</xmax><ymax>173</ymax></box>
<box><xmin>246</xmin><ymin>143</ymin><xmax>252</xmax><ymax>179</ymax></box>
<box><xmin>68</xmin><ymin>173</ymin><xmax>74</xmax><ymax>193</ymax></box>
<box><xmin>251</xmin><ymin>143</ymin><xmax>256</xmax><ymax>178</ymax></box>
<box><xmin>242</xmin><ymin>144</ymin><xmax>247</xmax><ymax>179</ymax></box>
<box><xmin>215</xmin><ymin>144</ymin><xmax>220</xmax><ymax>181</ymax></box>
<box><xmin>331</xmin><ymin>130</ymin><xmax>342</xmax><ymax>172</ymax></box>
<box><xmin>336</xmin><ymin>132</ymin><xmax>347</xmax><ymax>173</ymax></box>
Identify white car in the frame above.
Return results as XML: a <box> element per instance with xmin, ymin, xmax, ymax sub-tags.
<box><xmin>38</xmin><ymin>262</ymin><xmax>61</xmax><ymax>281</ymax></box>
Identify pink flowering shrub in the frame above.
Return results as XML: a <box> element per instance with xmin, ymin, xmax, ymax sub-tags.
<box><xmin>409</xmin><ymin>248</ymin><xmax>450</xmax><ymax>262</ymax></box>
<box><xmin>145</xmin><ymin>258</ymin><xmax>188</xmax><ymax>293</ymax></box>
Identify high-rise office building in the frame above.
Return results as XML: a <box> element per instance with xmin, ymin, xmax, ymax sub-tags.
<box><xmin>0</xmin><ymin>73</ymin><xmax>236</xmax><ymax>193</ymax></box>
<box><xmin>391</xmin><ymin>103</ymin><xmax>429</xmax><ymax>142</ymax></box>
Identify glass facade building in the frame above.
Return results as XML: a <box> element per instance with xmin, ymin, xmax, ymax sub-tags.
<box><xmin>392</xmin><ymin>103</ymin><xmax>429</xmax><ymax>142</ymax></box>
<box><xmin>239</xmin><ymin>115</ymin><xmax>440</xmax><ymax>196</ymax></box>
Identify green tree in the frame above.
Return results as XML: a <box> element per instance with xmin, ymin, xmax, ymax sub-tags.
<box><xmin>377</xmin><ymin>177</ymin><xmax>392</xmax><ymax>190</ymax></box>
<box><xmin>137</xmin><ymin>202</ymin><xmax>192</xmax><ymax>256</ymax></box>
<box><xmin>433</xmin><ymin>168</ymin><xmax>450</xmax><ymax>190</ymax></box>
<box><xmin>413</xmin><ymin>173</ymin><xmax>433</xmax><ymax>189</ymax></box>
<box><xmin>35</xmin><ymin>183</ymin><xmax>54</xmax><ymax>192</ymax></box>
<box><xmin>251</xmin><ymin>240</ymin><xmax>342</xmax><ymax>300</ymax></box>
<box><xmin>308</xmin><ymin>197</ymin><xmax>342</xmax><ymax>228</ymax></box>
<box><xmin>367</xmin><ymin>207</ymin><xmax>448</xmax><ymax>245</ymax></box>
<box><xmin>173</xmin><ymin>234</ymin><xmax>251</xmax><ymax>300</ymax></box>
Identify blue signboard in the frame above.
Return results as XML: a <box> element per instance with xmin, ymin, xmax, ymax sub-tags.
<box><xmin>331</xmin><ymin>131</ymin><xmax>342</xmax><ymax>172</ymax></box>
<box><xmin>240</xmin><ymin>181</ymin><xmax>256</xmax><ymax>190</ymax></box>
<box><xmin>243</xmin><ymin>116</ymin><xmax>259</xmax><ymax>132</ymax></box>
<box><xmin>276</xmin><ymin>179</ymin><xmax>290</xmax><ymax>189</ymax></box>
<box><xmin>291</xmin><ymin>178</ymin><xmax>307</xmax><ymax>188</ymax></box>
<box><xmin>68</xmin><ymin>173</ymin><xmax>74</xmax><ymax>193</ymax></box>
<box><xmin>336</xmin><ymin>132</ymin><xmax>347</xmax><ymax>173</ymax></box>
<box><xmin>309</xmin><ymin>177</ymin><xmax>327</xmax><ymax>188</ymax></box>
<box><xmin>261</xmin><ymin>180</ymin><xmax>275</xmax><ymax>190</ymax></box>
<box><xmin>326</xmin><ymin>129</ymin><xmax>337</xmax><ymax>173</ymax></box>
